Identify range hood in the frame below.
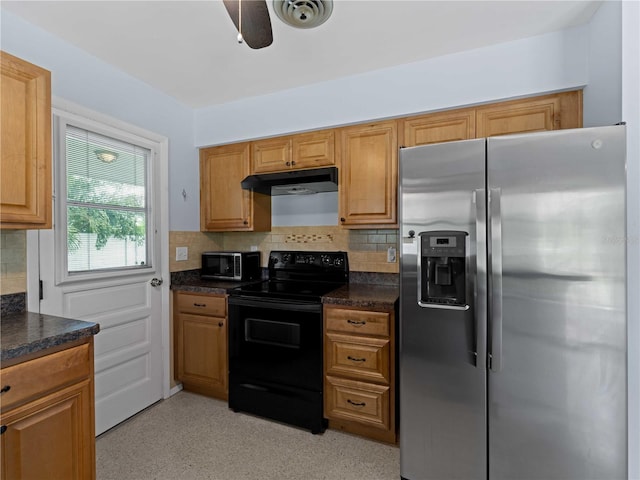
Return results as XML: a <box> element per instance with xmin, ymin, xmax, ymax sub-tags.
<box><xmin>241</xmin><ymin>167</ymin><xmax>338</xmax><ymax>196</ymax></box>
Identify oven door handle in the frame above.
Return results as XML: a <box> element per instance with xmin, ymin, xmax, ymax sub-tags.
<box><xmin>228</xmin><ymin>296</ymin><xmax>322</xmax><ymax>313</ymax></box>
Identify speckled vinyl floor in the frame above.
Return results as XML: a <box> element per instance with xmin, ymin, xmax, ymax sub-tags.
<box><xmin>96</xmin><ymin>391</ymin><xmax>400</xmax><ymax>480</ymax></box>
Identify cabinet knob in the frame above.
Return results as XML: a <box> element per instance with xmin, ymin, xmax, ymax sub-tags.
<box><xmin>285</xmin><ymin>161</ymin><xmax>291</xmax><ymax>166</ymax></box>
<box><xmin>0</xmin><ymin>426</ymin><xmax>6</xmax><ymax>435</ymax></box>
<box><xmin>218</xmin><ymin>321</ymin><xmax>224</xmax><ymax>327</ymax></box>
<box><xmin>0</xmin><ymin>385</ymin><xmax>10</xmax><ymax>394</ymax></box>
<box><xmin>243</xmin><ymin>220</ymin><xmax>249</xmax><ymax>225</ymax></box>
<box><xmin>340</xmin><ymin>217</ymin><xmax>346</xmax><ymax>222</ymax></box>
<box><xmin>291</xmin><ymin>161</ymin><xmax>296</xmax><ymax>166</ymax></box>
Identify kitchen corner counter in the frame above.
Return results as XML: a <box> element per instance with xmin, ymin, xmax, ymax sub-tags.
<box><xmin>1</xmin><ymin>312</ymin><xmax>99</xmax><ymax>364</ymax></box>
<box><xmin>170</xmin><ymin>278</ymin><xmax>260</xmax><ymax>295</ymax></box>
<box><xmin>322</xmin><ymin>283</ymin><xmax>399</xmax><ymax>310</ymax></box>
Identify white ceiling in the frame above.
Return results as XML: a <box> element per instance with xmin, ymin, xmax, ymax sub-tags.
<box><xmin>2</xmin><ymin>0</ymin><xmax>602</xmax><ymax>109</ymax></box>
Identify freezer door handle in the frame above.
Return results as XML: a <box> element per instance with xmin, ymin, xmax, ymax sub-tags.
<box><xmin>489</xmin><ymin>188</ymin><xmax>503</xmax><ymax>372</ymax></box>
<box><xmin>474</xmin><ymin>189</ymin><xmax>487</xmax><ymax>369</ymax></box>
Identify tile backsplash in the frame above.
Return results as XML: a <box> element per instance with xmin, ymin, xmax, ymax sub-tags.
<box><xmin>0</xmin><ymin>230</ymin><xmax>27</xmax><ymax>295</ymax></box>
<box><xmin>170</xmin><ymin>226</ymin><xmax>399</xmax><ymax>274</ymax></box>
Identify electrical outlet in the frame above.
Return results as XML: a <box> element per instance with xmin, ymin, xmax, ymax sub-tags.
<box><xmin>387</xmin><ymin>247</ymin><xmax>396</xmax><ymax>263</ymax></box>
<box><xmin>176</xmin><ymin>246</ymin><xmax>188</xmax><ymax>261</ymax></box>
<box><xmin>250</xmin><ymin>245</ymin><xmax>258</xmax><ymax>252</ymax></box>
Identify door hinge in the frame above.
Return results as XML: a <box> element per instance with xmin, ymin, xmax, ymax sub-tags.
<box><xmin>39</xmin><ymin>280</ymin><xmax>44</xmax><ymax>300</ymax></box>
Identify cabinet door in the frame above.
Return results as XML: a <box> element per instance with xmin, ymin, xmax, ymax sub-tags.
<box><xmin>177</xmin><ymin>312</ymin><xmax>227</xmax><ymax>397</ymax></box>
<box><xmin>476</xmin><ymin>90</ymin><xmax>582</xmax><ymax>137</ymax></box>
<box><xmin>200</xmin><ymin>143</ymin><xmax>270</xmax><ymax>231</ymax></box>
<box><xmin>0</xmin><ymin>51</ymin><xmax>52</xmax><ymax>229</ymax></box>
<box><xmin>251</xmin><ymin>137</ymin><xmax>292</xmax><ymax>173</ymax></box>
<box><xmin>1</xmin><ymin>381</ymin><xmax>94</xmax><ymax>480</ymax></box>
<box><xmin>291</xmin><ymin>130</ymin><xmax>335</xmax><ymax>169</ymax></box>
<box><xmin>339</xmin><ymin>121</ymin><xmax>397</xmax><ymax>227</ymax></box>
<box><xmin>400</xmin><ymin>108</ymin><xmax>475</xmax><ymax>147</ymax></box>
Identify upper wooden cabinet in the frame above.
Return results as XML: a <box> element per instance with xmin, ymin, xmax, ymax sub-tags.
<box><xmin>0</xmin><ymin>51</ymin><xmax>52</xmax><ymax>229</ymax></box>
<box><xmin>200</xmin><ymin>143</ymin><xmax>270</xmax><ymax>232</ymax></box>
<box><xmin>251</xmin><ymin>130</ymin><xmax>335</xmax><ymax>174</ymax></box>
<box><xmin>251</xmin><ymin>137</ymin><xmax>292</xmax><ymax>173</ymax></box>
<box><xmin>475</xmin><ymin>90</ymin><xmax>582</xmax><ymax>137</ymax></box>
<box><xmin>400</xmin><ymin>108</ymin><xmax>476</xmax><ymax>147</ymax></box>
<box><xmin>291</xmin><ymin>130</ymin><xmax>335</xmax><ymax>170</ymax></box>
<box><xmin>401</xmin><ymin>91</ymin><xmax>582</xmax><ymax>148</ymax></box>
<box><xmin>338</xmin><ymin>121</ymin><xmax>398</xmax><ymax>228</ymax></box>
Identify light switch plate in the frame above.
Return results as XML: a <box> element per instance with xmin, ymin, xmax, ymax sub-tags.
<box><xmin>387</xmin><ymin>247</ymin><xmax>396</xmax><ymax>263</ymax></box>
<box><xmin>176</xmin><ymin>246</ymin><xmax>188</xmax><ymax>261</ymax></box>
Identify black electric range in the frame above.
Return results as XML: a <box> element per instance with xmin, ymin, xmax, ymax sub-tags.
<box><xmin>227</xmin><ymin>250</ymin><xmax>349</xmax><ymax>433</ymax></box>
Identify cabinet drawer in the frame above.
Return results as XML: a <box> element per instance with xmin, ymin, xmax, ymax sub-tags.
<box><xmin>326</xmin><ymin>333</ymin><xmax>389</xmax><ymax>383</ymax></box>
<box><xmin>176</xmin><ymin>293</ymin><xmax>226</xmax><ymax>317</ymax></box>
<box><xmin>0</xmin><ymin>343</ymin><xmax>90</xmax><ymax>412</ymax></box>
<box><xmin>325</xmin><ymin>375</ymin><xmax>390</xmax><ymax>430</ymax></box>
<box><xmin>325</xmin><ymin>308</ymin><xmax>389</xmax><ymax>336</ymax></box>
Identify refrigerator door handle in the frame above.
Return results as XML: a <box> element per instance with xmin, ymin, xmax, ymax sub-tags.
<box><xmin>489</xmin><ymin>187</ymin><xmax>503</xmax><ymax>372</ymax></box>
<box><xmin>474</xmin><ymin>189</ymin><xmax>487</xmax><ymax>369</ymax></box>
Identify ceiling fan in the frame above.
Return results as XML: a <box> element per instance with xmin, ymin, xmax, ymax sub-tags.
<box><xmin>222</xmin><ymin>0</ymin><xmax>334</xmax><ymax>50</ymax></box>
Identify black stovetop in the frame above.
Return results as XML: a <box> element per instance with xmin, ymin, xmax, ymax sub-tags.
<box><xmin>229</xmin><ymin>250</ymin><xmax>348</xmax><ymax>302</ymax></box>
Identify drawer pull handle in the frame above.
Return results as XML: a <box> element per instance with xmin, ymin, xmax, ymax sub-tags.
<box><xmin>347</xmin><ymin>319</ymin><xmax>366</xmax><ymax>326</ymax></box>
<box><xmin>0</xmin><ymin>385</ymin><xmax>10</xmax><ymax>394</ymax></box>
<box><xmin>0</xmin><ymin>426</ymin><xmax>6</xmax><ymax>435</ymax></box>
<box><xmin>347</xmin><ymin>399</ymin><xmax>366</xmax><ymax>407</ymax></box>
<box><xmin>193</xmin><ymin>303</ymin><xmax>207</xmax><ymax>307</ymax></box>
<box><xmin>347</xmin><ymin>356</ymin><xmax>366</xmax><ymax>363</ymax></box>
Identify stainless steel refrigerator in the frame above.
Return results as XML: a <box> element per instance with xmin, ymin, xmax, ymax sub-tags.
<box><xmin>399</xmin><ymin>125</ymin><xmax>627</xmax><ymax>480</ymax></box>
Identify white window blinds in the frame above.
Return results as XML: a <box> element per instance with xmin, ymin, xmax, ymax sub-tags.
<box><xmin>65</xmin><ymin>125</ymin><xmax>151</xmax><ymax>273</ymax></box>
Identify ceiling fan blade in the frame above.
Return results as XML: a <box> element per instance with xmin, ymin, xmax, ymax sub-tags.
<box><xmin>223</xmin><ymin>0</ymin><xmax>273</xmax><ymax>49</ymax></box>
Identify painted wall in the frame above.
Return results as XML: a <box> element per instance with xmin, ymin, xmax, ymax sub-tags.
<box><xmin>583</xmin><ymin>0</ymin><xmax>623</xmax><ymax>127</ymax></box>
<box><xmin>621</xmin><ymin>1</ymin><xmax>640</xmax><ymax>477</ymax></box>
<box><xmin>194</xmin><ymin>25</ymin><xmax>590</xmax><ymax>232</ymax></box>
<box><xmin>0</xmin><ymin>9</ymin><xmax>197</xmax><ymax>233</ymax></box>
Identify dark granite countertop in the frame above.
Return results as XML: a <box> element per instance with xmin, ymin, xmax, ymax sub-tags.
<box><xmin>170</xmin><ymin>278</ymin><xmax>262</xmax><ymax>295</ymax></box>
<box><xmin>1</xmin><ymin>312</ymin><xmax>100</xmax><ymax>364</ymax></box>
<box><xmin>322</xmin><ymin>284</ymin><xmax>399</xmax><ymax>310</ymax></box>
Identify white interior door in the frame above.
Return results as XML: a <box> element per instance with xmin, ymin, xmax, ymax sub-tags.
<box><xmin>29</xmin><ymin>104</ymin><xmax>170</xmax><ymax>435</ymax></box>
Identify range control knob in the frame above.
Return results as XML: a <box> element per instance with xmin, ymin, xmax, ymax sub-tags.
<box><xmin>334</xmin><ymin>257</ymin><xmax>344</xmax><ymax>267</ymax></box>
<box><xmin>269</xmin><ymin>256</ymin><xmax>278</xmax><ymax>265</ymax></box>
<box><xmin>282</xmin><ymin>254</ymin><xmax>291</xmax><ymax>263</ymax></box>
<box><xmin>321</xmin><ymin>255</ymin><xmax>332</xmax><ymax>265</ymax></box>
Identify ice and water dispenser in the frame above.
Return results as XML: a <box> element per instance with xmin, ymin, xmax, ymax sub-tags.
<box><xmin>418</xmin><ymin>231</ymin><xmax>468</xmax><ymax>308</ymax></box>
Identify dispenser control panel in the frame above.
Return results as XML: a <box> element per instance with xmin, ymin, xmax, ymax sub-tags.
<box><xmin>419</xmin><ymin>231</ymin><xmax>468</xmax><ymax>308</ymax></box>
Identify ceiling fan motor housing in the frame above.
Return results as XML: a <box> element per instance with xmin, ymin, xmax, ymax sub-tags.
<box><xmin>273</xmin><ymin>0</ymin><xmax>333</xmax><ymax>29</ymax></box>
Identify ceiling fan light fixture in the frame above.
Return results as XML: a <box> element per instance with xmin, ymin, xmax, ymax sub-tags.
<box><xmin>94</xmin><ymin>149</ymin><xmax>118</xmax><ymax>164</ymax></box>
<box><xmin>273</xmin><ymin>0</ymin><xmax>333</xmax><ymax>29</ymax></box>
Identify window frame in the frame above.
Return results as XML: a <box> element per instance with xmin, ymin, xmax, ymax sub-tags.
<box><xmin>53</xmin><ymin>112</ymin><xmax>158</xmax><ymax>285</ymax></box>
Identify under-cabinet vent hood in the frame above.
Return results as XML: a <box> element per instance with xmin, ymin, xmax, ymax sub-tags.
<box><xmin>241</xmin><ymin>167</ymin><xmax>338</xmax><ymax>196</ymax></box>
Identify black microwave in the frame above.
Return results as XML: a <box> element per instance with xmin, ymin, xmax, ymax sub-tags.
<box><xmin>201</xmin><ymin>251</ymin><xmax>262</xmax><ymax>281</ymax></box>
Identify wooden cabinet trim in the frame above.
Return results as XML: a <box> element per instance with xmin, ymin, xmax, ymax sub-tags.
<box><xmin>0</xmin><ymin>343</ymin><xmax>90</xmax><ymax>412</ymax></box>
<box><xmin>0</xmin><ymin>51</ymin><xmax>52</xmax><ymax>229</ymax></box>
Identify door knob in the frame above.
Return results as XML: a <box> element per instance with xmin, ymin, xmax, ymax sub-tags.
<box><xmin>150</xmin><ymin>278</ymin><xmax>163</xmax><ymax>287</ymax></box>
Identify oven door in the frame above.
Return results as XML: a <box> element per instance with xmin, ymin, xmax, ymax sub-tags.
<box><xmin>228</xmin><ymin>296</ymin><xmax>323</xmax><ymax>392</ymax></box>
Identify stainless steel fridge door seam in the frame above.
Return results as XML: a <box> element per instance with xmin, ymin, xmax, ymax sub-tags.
<box><xmin>487</xmin><ymin>187</ymin><xmax>503</xmax><ymax>372</ymax></box>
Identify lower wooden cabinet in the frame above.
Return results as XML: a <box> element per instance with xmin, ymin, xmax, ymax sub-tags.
<box><xmin>174</xmin><ymin>291</ymin><xmax>228</xmax><ymax>400</ymax></box>
<box><xmin>323</xmin><ymin>304</ymin><xmax>397</xmax><ymax>444</ymax></box>
<box><xmin>0</xmin><ymin>341</ymin><xmax>96</xmax><ymax>480</ymax></box>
